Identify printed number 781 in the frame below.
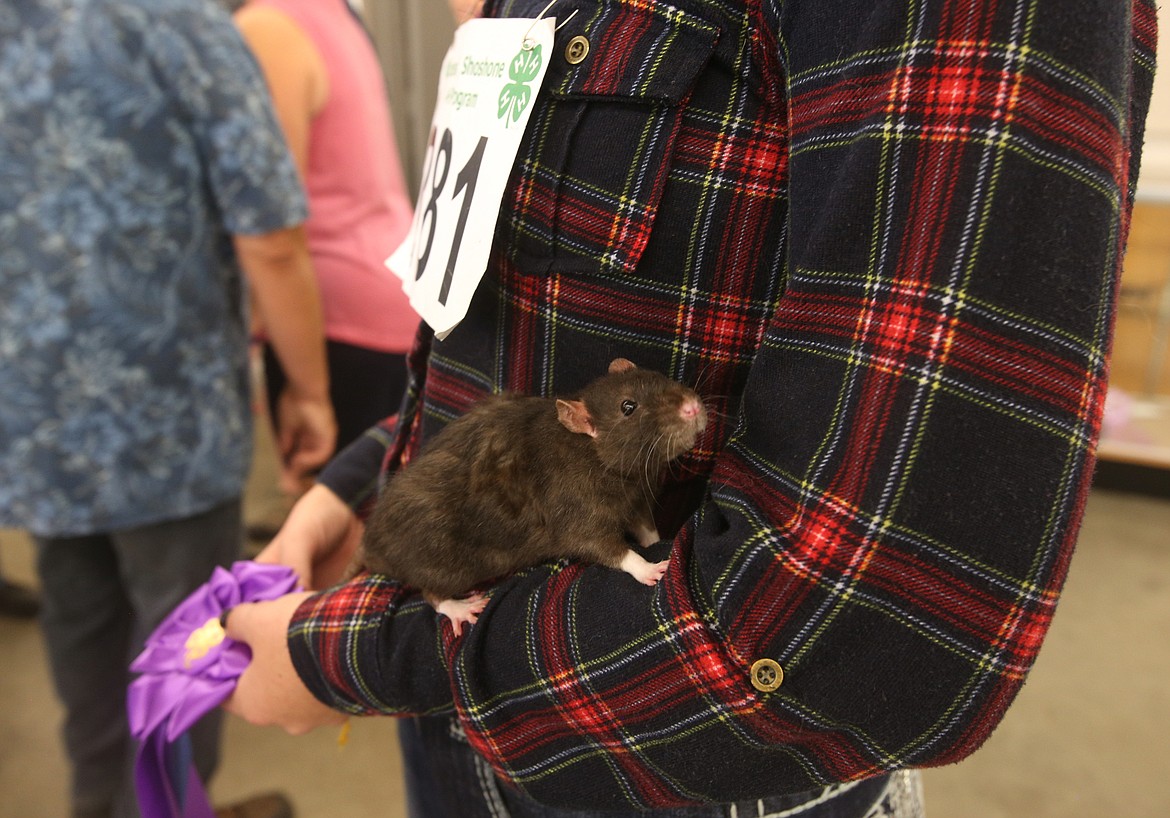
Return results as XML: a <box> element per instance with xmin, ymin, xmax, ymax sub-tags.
<box><xmin>414</xmin><ymin>126</ymin><xmax>489</xmax><ymax>305</ymax></box>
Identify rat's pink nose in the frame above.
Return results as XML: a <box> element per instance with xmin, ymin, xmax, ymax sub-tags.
<box><xmin>679</xmin><ymin>398</ymin><xmax>703</xmax><ymax>419</ymax></box>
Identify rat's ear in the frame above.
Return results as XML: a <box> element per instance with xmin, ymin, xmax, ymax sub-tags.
<box><xmin>556</xmin><ymin>399</ymin><xmax>597</xmax><ymax>437</ymax></box>
<box><xmin>608</xmin><ymin>358</ymin><xmax>636</xmax><ymax>374</ymax></box>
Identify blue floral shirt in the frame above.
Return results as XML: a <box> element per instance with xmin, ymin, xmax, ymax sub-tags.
<box><xmin>0</xmin><ymin>0</ymin><xmax>308</xmax><ymax>536</ymax></box>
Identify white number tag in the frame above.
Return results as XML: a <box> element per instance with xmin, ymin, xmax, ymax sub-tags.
<box><xmin>386</xmin><ymin>17</ymin><xmax>555</xmax><ymax>340</ymax></box>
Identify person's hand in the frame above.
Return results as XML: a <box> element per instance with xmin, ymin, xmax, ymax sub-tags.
<box><xmin>275</xmin><ymin>389</ymin><xmax>336</xmax><ymax>495</ymax></box>
<box><xmin>222</xmin><ymin>593</ymin><xmax>347</xmax><ymax>734</ymax></box>
<box><xmin>254</xmin><ymin>483</ymin><xmax>363</xmax><ymax>590</ymax></box>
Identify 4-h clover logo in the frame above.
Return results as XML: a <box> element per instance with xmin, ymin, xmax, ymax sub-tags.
<box><xmin>498</xmin><ymin>43</ymin><xmax>542</xmax><ymax>125</ymax></box>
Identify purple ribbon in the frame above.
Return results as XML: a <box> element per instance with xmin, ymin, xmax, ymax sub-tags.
<box><xmin>128</xmin><ymin>561</ymin><xmax>301</xmax><ymax>818</ymax></box>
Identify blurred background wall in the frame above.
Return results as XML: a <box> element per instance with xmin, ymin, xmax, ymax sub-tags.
<box><xmin>361</xmin><ymin>0</ymin><xmax>455</xmax><ymax>195</ymax></box>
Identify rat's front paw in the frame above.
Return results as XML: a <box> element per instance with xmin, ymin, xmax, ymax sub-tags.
<box><xmin>619</xmin><ymin>550</ymin><xmax>670</xmax><ymax>586</ymax></box>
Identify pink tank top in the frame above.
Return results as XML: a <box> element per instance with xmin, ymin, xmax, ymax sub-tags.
<box><xmin>252</xmin><ymin>0</ymin><xmax>418</xmax><ymax>353</ymax></box>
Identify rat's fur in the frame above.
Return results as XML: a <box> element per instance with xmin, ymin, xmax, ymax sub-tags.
<box><xmin>351</xmin><ymin>359</ymin><xmax>707</xmax><ymax>632</ymax></box>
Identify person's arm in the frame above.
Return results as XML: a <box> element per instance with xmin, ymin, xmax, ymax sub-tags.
<box><xmin>230</xmin><ymin>5</ymin><xmax>334</xmax><ymax>491</ymax></box>
<box><xmin>233</xmin><ymin>4</ymin><xmax>327</xmax><ymax>178</ymax></box>
<box><xmin>235</xmin><ymin>227</ymin><xmax>335</xmax><ymax>493</ymax></box>
<box><xmin>243</xmin><ymin>331</ymin><xmax>428</xmax><ymax>587</ymax></box>
<box><xmin>146</xmin><ymin>2</ymin><xmax>335</xmax><ymax>489</ymax></box>
<box><xmin>223</xmin><ymin>591</ymin><xmax>347</xmax><ymax>734</ymax></box>
<box><xmin>251</xmin><ymin>480</ymin><xmax>361</xmax><ymax>591</ymax></box>
<box><xmin>235</xmin><ymin>0</ymin><xmax>1156</xmax><ymax>809</ymax></box>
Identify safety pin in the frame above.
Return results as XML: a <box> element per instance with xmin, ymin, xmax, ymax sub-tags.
<box><xmin>523</xmin><ymin>0</ymin><xmax>579</xmax><ymax>50</ymax></box>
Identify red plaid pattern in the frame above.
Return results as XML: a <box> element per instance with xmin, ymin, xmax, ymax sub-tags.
<box><xmin>291</xmin><ymin>0</ymin><xmax>1156</xmax><ymax>809</ymax></box>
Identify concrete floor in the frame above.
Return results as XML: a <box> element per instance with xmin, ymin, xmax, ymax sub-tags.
<box><xmin>2</xmin><ymin>422</ymin><xmax>1169</xmax><ymax>816</ymax></box>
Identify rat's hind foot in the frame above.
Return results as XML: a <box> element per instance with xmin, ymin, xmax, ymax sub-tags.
<box><xmin>433</xmin><ymin>593</ymin><xmax>489</xmax><ymax>637</ymax></box>
<box><xmin>619</xmin><ymin>550</ymin><xmax>670</xmax><ymax>586</ymax></box>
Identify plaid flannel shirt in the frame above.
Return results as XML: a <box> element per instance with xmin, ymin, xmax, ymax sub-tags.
<box><xmin>289</xmin><ymin>0</ymin><xmax>1156</xmax><ymax>809</ymax></box>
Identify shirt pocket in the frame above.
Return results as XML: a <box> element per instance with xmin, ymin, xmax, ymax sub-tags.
<box><xmin>500</xmin><ymin>0</ymin><xmax>720</xmax><ymax>276</ymax></box>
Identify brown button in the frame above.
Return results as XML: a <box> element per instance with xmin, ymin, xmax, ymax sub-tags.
<box><xmin>750</xmin><ymin>658</ymin><xmax>784</xmax><ymax>692</ymax></box>
<box><xmin>565</xmin><ymin>35</ymin><xmax>590</xmax><ymax>65</ymax></box>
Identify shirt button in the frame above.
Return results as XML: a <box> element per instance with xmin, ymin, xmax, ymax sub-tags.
<box><xmin>750</xmin><ymin>658</ymin><xmax>784</xmax><ymax>692</ymax></box>
<box><xmin>565</xmin><ymin>35</ymin><xmax>590</xmax><ymax>65</ymax></box>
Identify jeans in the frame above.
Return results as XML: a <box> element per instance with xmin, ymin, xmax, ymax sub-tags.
<box><xmin>35</xmin><ymin>499</ymin><xmax>243</xmax><ymax>818</ymax></box>
<box><xmin>398</xmin><ymin>716</ymin><xmax>925</xmax><ymax>818</ymax></box>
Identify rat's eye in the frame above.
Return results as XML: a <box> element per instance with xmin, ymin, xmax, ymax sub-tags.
<box><xmin>621</xmin><ymin>399</ymin><xmax>638</xmax><ymax>416</ymax></box>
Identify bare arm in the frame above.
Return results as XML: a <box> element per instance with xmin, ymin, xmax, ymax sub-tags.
<box><xmin>234</xmin><ymin>227</ymin><xmax>334</xmax><ymax>492</ymax></box>
<box><xmin>234</xmin><ymin>4</ymin><xmax>327</xmax><ymax>177</ymax></box>
<box><xmin>253</xmin><ymin>483</ymin><xmax>363</xmax><ymax>591</ymax></box>
<box><xmin>232</xmin><ymin>6</ymin><xmax>334</xmax><ymax>491</ymax></box>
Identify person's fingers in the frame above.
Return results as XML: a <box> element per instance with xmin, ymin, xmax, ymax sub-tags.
<box><xmin>220</xmin><ymin>593</ymin><xmax>344</xmax><ymax>734</ymax></box>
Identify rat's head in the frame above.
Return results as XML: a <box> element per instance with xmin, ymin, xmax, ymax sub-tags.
<box><xmin>556</xmin><ymin>358</ymin><xmax>707</xmax><ymax>474</ymax></box>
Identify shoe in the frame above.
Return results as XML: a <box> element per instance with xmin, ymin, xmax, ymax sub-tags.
<box><xmin>0</xmin><ymin>580</ymin><xmax>40</xmax><ymax>618</ymax></box>
<box><xmin>215</xmin><ymin>792</ymin><xmax>294</xmax><ymax>818</ymax></box>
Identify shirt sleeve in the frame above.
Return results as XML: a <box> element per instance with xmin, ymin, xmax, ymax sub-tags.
<box><xmin>289</xmin><ymin>0</ymin><xmax>1156</xmax><ymax>809</ymax></box>
<box><xmin>315</xmin><ymin>418</ymin><xmax>398</xmax><ymax>512</ymax></box>
<box><xmin>147</xmin><ymin>0</ymin><xmax>308</xmax><ymax>235</ymax></box>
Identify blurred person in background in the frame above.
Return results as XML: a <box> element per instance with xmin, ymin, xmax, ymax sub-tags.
<box><xmin>234</xmin><ymin>0</ymin><xmax>420</xmax><ymax>509</ymax></box>
<box><xmin>0</xmin><ymin>1</ymin><xmax>334</xmax><ymax>816</ymax></box>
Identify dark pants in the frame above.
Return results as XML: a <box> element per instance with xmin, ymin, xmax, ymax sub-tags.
<box><xmin>263</xmin><ymin>340</ymin><xmax>409</xmax><ymax>454</ymax></box>
<box><xmin>34</xmin><ymin>499</ymin><xmax>243</xmax><ymax>818</ymax></box>
<box><xmin>398</xmin><ymin>715</ymin><xmax>925</xmax><ymax>818</ymax></box>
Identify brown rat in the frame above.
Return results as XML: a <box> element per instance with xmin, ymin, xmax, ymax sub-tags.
<box><xmin>350</xmin><ymin>358</ymin><xmax>708</xmax><ymax>634</ymax></box>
